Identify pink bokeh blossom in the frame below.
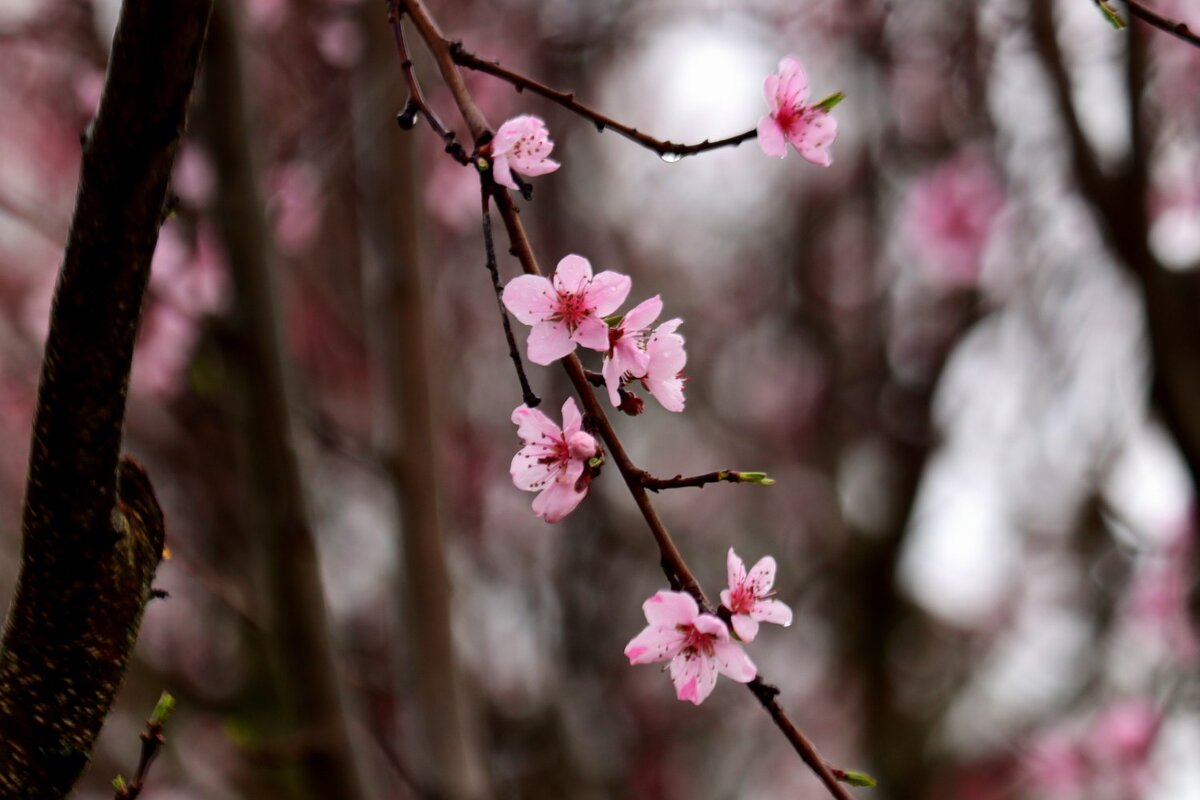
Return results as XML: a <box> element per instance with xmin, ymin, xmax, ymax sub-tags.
<box><xmin>502</xmin><ymin>254</ymin><xmax>631</xmax><ymax>365</ymax></box>
<box><xmin>757</xmin><ymin>55</ymin><xmax>837</xmax><ymax>166</ymax></box>
<box><xmin>640</xmin><ymin>319</ymin><xmax>687</xmax><ymax>412</ymax></box>
<box><xmin>510</xmin><ymin>398</ymin><xmax>598</xmax><ymax>523</ymax></box>
<box><xmin>720</xmin><ymin>548</ymin><xmax>793</xmax><ymax>643</ymax></box>
<box><xmin>602</xmin><ymin>295</ymin><xmax>662</xmax><ymax>407</ymax></box>
<box><xmin>625</xmin><ymin>590</ymin><xmax>756</xmax><ymax>705</ymax></box>
<box><xmin>902</xmin><ymin>152</ymin><xmax>1005</xmax><ymax>286</ymax></box>
<box><xmin>489</xmin><ymin>115</ymin><xmax>560</xmax><ymax>191</ymax></box>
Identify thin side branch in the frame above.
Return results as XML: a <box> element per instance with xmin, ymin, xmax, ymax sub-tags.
<box><xmin>113</xmin><ymin>692</ymin><xmax>175</xmax><ymax>800</ymax></box>
<box><xmin>1098</xmin><ymin>0</ymin><xmax>1200</xmax><ymax>49</ymax></box>
<box><xmin>450</xmin><ymin>41</ymin><xmax>758</xmax><ymax>159</ymax></box>
<box><xmin>387</xmin><ymin>3</ymin><xmax>470</xmax><ymax>164</ymax></box>
<box><xmin>481</xmin><ymin>185</ymin><xmax>540</xmax><ymax>407</ymax></box>
<box><xmin>642</xmin><ymin>470</ymin><xmax>775</xmax><ymax>491</ymax></box>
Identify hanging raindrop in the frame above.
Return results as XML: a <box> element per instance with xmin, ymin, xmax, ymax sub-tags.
<box><xmin>396</xmin><ymin>99</ymin><xmax>421</xmax><ymax>130</ymax></box>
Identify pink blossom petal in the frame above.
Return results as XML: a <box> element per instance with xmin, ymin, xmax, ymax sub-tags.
<box><xmin>560</xmin><ymin>397</ymin><xmax>583</xmax><ymax>434</ymax></box>
<box><xmin>616</xmin><ymin>339</ymin><xmax>650</xmax><ymax>379</ymax></box>
<box><xmin>502</xmin><ymin>275</ymin><xmax>558</xmax><ymax>325</ymax></box>
<box><xmin>492</xmin><ymin>156</ymin><xmax>518</xmax><ymax>190</ymax></box>
<box><xmin>553</xmin><ymin>254</ymin><xmax>594</xmax><ymax>293</ymax></box>
<box><xmin>571</xmin><ymin>316</ymin><xmax>611</xmax><ymax>353</ymax></box>
<box><xmin>585</xmin><ymin>271</ymin><xmax>633</xmax><ymax>317</ymax></box>
<box><xmin>532</xmin><ymin>480</ymin><xmax>586</xmax><ymax>523</ymax></box>
<box><xmin>625</xmin><ymin>625</ymin><xmax>686</xmax><ymax>665</ymax></box>
<box><xmin>727</xmin><ymin>547</ymin><xmax>748</xmax><ymax>590</ymax></box>
<box><xmin>751</xmin><ymin>599</ymin><xmax>793</xmax><ymax>627</ymax></box>
<box><xmin>527</xmin><ymin>321</ymin><xmax>575</xmax><ymax>365</ymax></box>
<box><xmin>511</xmin><ymin>403</ymin><xmax>562</xmax><ymax>443</ymax></box>
<box><xmin>602</xmin><ymin>353</ymin><xmax>624</xmax><ymax>407</ymax></box>
<box><xmin>510</xmin><ymin>449</ymin><xmax>559</xmax><ymax>492</ymax></box>
<box><xmin>642</xmin><ymin>590</ymin><xmax>699</xmax><ymax>627</ymax></box>
<box><xmin>692</xmin><ymin>613</ymin><xmax>730</xmax><ymax>639</ymax></box>
<box><xmin>757</xmin><ymin>115</ymin><xmax>788</xmax><ymax>158</ymax></box>
<box><xmin>645</xmin><ymin>319</ymin><xmax>687</xmax><ymax>412</ymax></box>
<box><xmin>491</xmin><ymin>119</ymin><xmax>525</xmax><ymax>153</ymax></box>
<box><xmin>763</xmin><ymin>73</ymin><xmax>783</xmax><ymax>114</ymax></box>
<box><xmin>731</xmin><ymin>614</ymin><xmax>760</xmax><ymax>643</ymax></box>
<box><xmin>776</xmin><ymin>55</ymin><xmax>809</xmax><ymax>106</ymax></box>
<box><xmin>712</xmin><ymin>640</ymin><xmax>757</xmax><ymax>682</ymax></box>
<box><xmin>746</xmin><ymin>556</ymin><xmax>777</xmax><ymax>596</ymax></box>
<box><xmin>516</xmin><ymin>157</ymin><xmax>560</xmax><ymax>177</ymax></box>
<box><xmin>792</xmin><ymin>112</ymin><xmax>837</xmax><ymax>167</ymax></box>
<box><xmin>622</xmin><ymin>295</ymin><xmax>663</xmax><ymax>332</ymax></box>
<box><xmin>567</xmin><ymin>431</ymin><xmax>597</xmax><ymax>460</ymax></box>
<box><xmin>671</xmin><ymin>651</ymin><xmax>717</xmax><ymax>705</ymax></box>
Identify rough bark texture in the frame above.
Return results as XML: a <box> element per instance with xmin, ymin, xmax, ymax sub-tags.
<box><xmin>204</xmin><ymin>2</ymin><xmax>368</xmax><ymax>797</ymax></box>
<box><xmin>0</xmin><ymin>0</ymin><xmax>211</xmax><ymax>796</ymax></box>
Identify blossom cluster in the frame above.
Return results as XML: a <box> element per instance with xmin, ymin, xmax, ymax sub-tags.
<box><xmin>488</xmin><ymin>54</ymin><xmax>831</xmax><ymax>706</ymax></box>
<box><xmin>495</xmin><ymin>53</ymin><xmax>838</xmax><ymax>525</ymax></box>
<box><xmin>624</xmin><ymin>549</ymin><xmax>793</xmax><ymax>704</ymax></box>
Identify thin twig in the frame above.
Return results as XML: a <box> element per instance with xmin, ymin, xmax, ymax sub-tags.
<box><xmin>481</xmin><ymin>181</ymin><xmax>540</xmax><ymax>407</ymax></box>
<box><xmin>641</xmin><ymin>470</ymin><xmax>775</xmax><ymax>491</ymax></box>
<box><xmin>386</xmin><ymin>1</ymin><xmax>469</xmax><ymax>164</ymax></box>
<box><xmin>449</xmin><ymin>41</ymin><xmax>758</xmax><ymax>160</ymax></box>
<box><xmin>113</xmin><ymin>692</ymin><xmax>175</xmax><ymax>800</ymax></box>
<box><xmin>398</xmin><ymin>2</ymin><xmax>858</xmax><ymax>795</ymax></box>
<box><xmin>1095</xmin><ymin>0</ymin><xmax>1200</xmax><ymax>49</ymax></box>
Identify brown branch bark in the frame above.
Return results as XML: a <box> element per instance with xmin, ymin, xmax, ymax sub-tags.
<box><xmin>0</xmin><ymin>0</ymin><xmax>210</xmax><ymax>795</ymax></box>
<box><xmin>203</xmin><ymin>2</ymin><xmax>367</xmax><ymax>797</ymax></box>
<box><xmin>449</xmin><ymin>42</ymin><xmax>758</xmax><ymax>159</ymax></box>
<box><xmin>395</xmin><ymin>2</ymin><xmax>856</xmax><ymax>796</ymax></box>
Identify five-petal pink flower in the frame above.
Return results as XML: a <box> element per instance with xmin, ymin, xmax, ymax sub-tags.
<box><xmin>602</xmin><ymin>295</ymin><xmax>662</xmax><ymax>407</ymax></box>
<box><xmin>490</xmin><ymin>115</ymin><xmax>561</xmax><ymax>191</ymax></box>
<box><xmin>625</xmin><ymin>590</ymin><xmax>756</xmax><ymax>705</ymax></box>
<box><xmin>641</xmin><ymin>318</ymin><xmax>687</xmax><ymax>412</ymax></box>
<box><xmin>757</xmin><ymin>55</ymin><xmax>837</xmax><ymax>166</ymax></box>
<box><xmin>720</xmin><ymin>548</ymin><xmax>793</xmax><ymax>642</ymax></box>
<box><xmin>510</xmin><ymin>398</ymin><xmax>598</xmax><ymax>523</ymax></box>
<box><xmin>502</xmin><ymin>254</ymin><xmax>632</xmax><ymax>365</ymax></box>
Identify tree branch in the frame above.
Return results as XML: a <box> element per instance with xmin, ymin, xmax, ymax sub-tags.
<box><xmin>1094</xmin><ymin>0</ymin><xmax>1200</xmax><ymax>50</ymax></box>
<box><xmin>0</xmin><ymin>0</ymin><xmax>208</xmax><ymax>794</ymax></box>
<box><xmin>449</xmin><ymin>41</ymin><xmax>758</xmax><ymax>160</ymax></box>
<box><xmin>396</xmin><ymin>2</ymin><xmax>857</xmax><ymax>795</ymax></box>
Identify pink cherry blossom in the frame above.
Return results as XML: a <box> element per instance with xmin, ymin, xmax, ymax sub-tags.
<box><xmin>510</xmin><ymin>398</ymin><xmax>598</xmax><ymax>523</ymax></box>
<box><xmin>502</xmin><ymin>254</ymin><xmax>632</xmax><ymax>365</ymax></box>
<box><xmin>624</xmin><ymin>590</ymin><xmax>756</xmax><ymax>705</ymax></box>
<box><xmin>640</xmin><ymin>318</ymin><xmax>687</xmax><ymax>412</ymax></box>
<box><xmin>757</xmin><ymin>55</ymin><xmax>837</xmax><ymax>166</ymax></box>
<box><xmin>490</xmin><ymin>115</ymin><xmax>560</xmax><ymax>191</ymax></box>
<box><xmin>720</xmin><ymin>548</ymin><xmax>792</xmax><ymax>642</ymax></box>
<box><xmin>903</xmin><ymin>151</ymin><xmax>1005</xmax><ymax>286</ymax></box>
<box><xmin>602</xmin><ymin>295</ymin><xmax>662</xmax><ymax>407</ymax></box>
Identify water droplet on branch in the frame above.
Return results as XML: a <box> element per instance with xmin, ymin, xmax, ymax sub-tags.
<box><xmin>396</xmin><ymin>100</ymin><xmax>421</xmax><ymax>130</ymax></box>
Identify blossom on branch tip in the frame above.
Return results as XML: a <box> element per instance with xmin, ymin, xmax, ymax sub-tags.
<box><xmin>602</xmin><ymin>295</ymin><xmax>663</xmax><ymax>407</ymax></box>
<box><xmin>624</xmin><ymin>590</ymin><xmax>756</xmax><ymax>705</ymax></box>
<box><xmin>641</xmin><ymin>319</ymin><xmax>687</xmax><ymax>412</ymax></box>
<box><xmin>510</xmin><ymin>398</ymin><xmax>598</xmax><ymax>523</ymax></box>
<box><xmin>720</xmin><ymin>548</ymin><xmax>792</xmax><ymax>642</ymax></box>
<box><xmin>757</xmin><ymin>55</ymin><xmax>838</xmax><ymax>166</ymax></box>
<box><xmin>489</xmin><ymin>115</ymin><xmax>560</xmax><ymax>191</ymax></box>
<box><xmin>502</xmin><ymin>254</ymin><xmax>631</xmax><ymax>365</ymax></box>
